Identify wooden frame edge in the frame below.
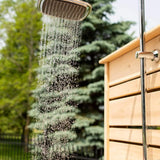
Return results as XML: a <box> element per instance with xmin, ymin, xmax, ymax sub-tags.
<box><xmin>99</xmin><ymin>25</ymin><xmax>160</xmax><ymax>64</ymax></box>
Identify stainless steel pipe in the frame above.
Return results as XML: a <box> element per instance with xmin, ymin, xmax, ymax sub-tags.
<box><xmin>139</xmin><ymin>0</ymin><xmax>147</xmax><ymax>159</ymax></box>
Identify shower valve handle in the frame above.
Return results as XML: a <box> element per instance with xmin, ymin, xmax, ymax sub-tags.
<box><xmin>136</xmin><ymin>49</ymin><xmax>160</xmax><ymax>62</ymax></box>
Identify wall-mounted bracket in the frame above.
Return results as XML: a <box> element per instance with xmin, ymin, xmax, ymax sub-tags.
<box><xmin>136</xmin><ymin>49</ymin><xmax>160</xmax><ymax>62</ymax></box>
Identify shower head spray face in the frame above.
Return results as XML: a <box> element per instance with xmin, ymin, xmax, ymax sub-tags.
<box><xmin>38</xmin><ymin>0</ymin><xmax>92</xmax><ymax>21</ymax></box>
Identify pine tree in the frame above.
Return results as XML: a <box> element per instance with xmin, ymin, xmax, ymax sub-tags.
<box><xmin>72</xmin><ymin>0</ymin><xmax>134</xmax><ymax>151</ymax></box>
<box><xmin>29</xmin><ymin>17</ymin><xmax>81</xmax><ymax>159</ymax></box>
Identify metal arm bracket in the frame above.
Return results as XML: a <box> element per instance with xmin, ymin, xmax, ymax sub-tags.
<box><xmin>136</xmin><ymin>49</ymin><xmax>160</xmax><ymax>62</ymax></box>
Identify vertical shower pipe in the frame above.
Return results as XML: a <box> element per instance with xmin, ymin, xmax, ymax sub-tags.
<box><xmin>139</xmin><ymin>0</ymin><xmax>147</xmax><ymax>160</ymax></box>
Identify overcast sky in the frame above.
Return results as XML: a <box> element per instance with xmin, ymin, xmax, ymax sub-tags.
<box><xmin>110</xmin><ymin>0</ymin><xmax>160</xmax><ymax>37</ymax></box>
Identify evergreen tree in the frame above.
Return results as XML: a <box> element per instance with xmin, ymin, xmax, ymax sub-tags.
<box><xmin>72</xmin><ymin>0</ymin><xmax>134</xmax><ymax>151</ymax></box>
<box><xmin>0</xmin><ymin>0</ymin><xmax>42</xmax><ymax>145</ymax></box>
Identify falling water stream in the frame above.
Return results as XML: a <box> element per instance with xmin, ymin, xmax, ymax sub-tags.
<box><xmin>31</xmin><ymin>15</ymin><xmax>81</xmax><ymax>160</ymax></box>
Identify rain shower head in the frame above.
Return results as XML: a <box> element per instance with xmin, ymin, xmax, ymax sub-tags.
<box><xmin>38</xmin><ymin>0</ymin><xmax>92</xmax><ymax>21</ymax></box>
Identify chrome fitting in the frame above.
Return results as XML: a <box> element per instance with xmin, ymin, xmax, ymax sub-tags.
<box><xmin>136</xmin><ymin>49</ymin><xmax>160</xmax><ymax>62</ymax></box>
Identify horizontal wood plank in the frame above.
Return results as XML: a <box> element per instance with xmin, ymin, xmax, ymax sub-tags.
<box><xmin>110</xmin><ymin>128</ymin><xmax>142</xmax><ymax>144</ymax></box>
<box><xmin>110</xmin><ymin>142</ymin><xmax>143</xmax><ymax>160</ymax></box>
<box><xmin>109</xmin><ymin>35</ymin><xmax>160</xmax><ymax>85</ymax></box>
<box><xmin>146</xmin><ymin>35</ymin><xmax>160</xmax><ymax>74</ymax></box>
<box><xmin>147</xmin><ymin>129</ymin><xmax>160</xmax><ymax>147</ymax></box>
<box><xmin>148</xmin><ymin>147</ymin><xmax>160</xmax><ymax>160</ymax></box>
<box><xmin>146</xmin><ymin>91</ymin><xmax>160</xmax><ymax>126</ymax></box>
<box><xmin>109</xmin><ymin>48</ymin><xmax>140</xmax><ymax>85</ymax></box>
<box><xmin>109</xmin><ymin>78</ymin><xmax>141</xmax><ymax>100</ymax></box>
<box><xmin>110</xmin><ymin>142</ymin><xmax>160</xmax><ymax>160</ymax></box>
<box><xmin>109</xmin><ymin>91</ymin><xmax>160</xmax><ymax>126</ymax></box>
<box><xmin>110</xmin><ymin>128</ymin><xmax>160</xmax><ymax>146</ymax></box>
<box><xmin>109</xmin><ymin>95</ymin><xmax>142</xmax><ymax>126</ymax></box>
<box><xmin>99</xmin><ymin>25</ymin><xmax>160</xmax><ymax>64</ymax></box>
<box><xmin>109</xmin><ymin>73</ymin><xmax>140</xmax><ymax>87</ymax></box>
<box><xmin>108</xmin><ymin>36</ymin><xmax>160</xmax><ymax>86</ymax></box>
<box><xmin>109</xmin><ymin>71</ymin><xmax>160</xmax><ymax>100</ymax></box>
<box><xmin>147</xmin><ymin>71</ymin><xmax>160</xmax><ymax>90</ymax></box>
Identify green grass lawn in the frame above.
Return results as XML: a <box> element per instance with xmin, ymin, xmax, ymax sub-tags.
<box><xmin>0</xmin><ymin>142</ymin><xmax>32</xmax><ymax>160</ymax></box>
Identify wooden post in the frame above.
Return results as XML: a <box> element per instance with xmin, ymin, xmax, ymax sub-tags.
<box><xmin>104</xmin><ymin>63</ymin><xmax>109</xmax><ymax>160</ymax></box>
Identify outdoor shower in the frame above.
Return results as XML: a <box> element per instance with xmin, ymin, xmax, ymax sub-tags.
<box><xmin>30</xmin><ymin>0</ymin><xmax>93</xmax><ymax>159</ymax></box>
<box><xmin>37</xmin><ymin>0</ymin><xmax>92</xmax><ymax>21</ymax></box>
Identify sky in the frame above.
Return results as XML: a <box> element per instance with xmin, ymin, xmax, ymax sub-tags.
<box><xmin>110</xmin><ymin>0</ymin><xmax>160</xmax><ymax>37</ymax></box>
<box><xmin>0</xmin><ymin>0</ymin><xmax>160</xmax><ymax>47</ymax></box>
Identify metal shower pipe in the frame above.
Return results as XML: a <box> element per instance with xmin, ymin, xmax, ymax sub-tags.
<box><xmin>139</xmin><ymin>0</ymin><xmax>147</xmax><ymax>159</ymax></box>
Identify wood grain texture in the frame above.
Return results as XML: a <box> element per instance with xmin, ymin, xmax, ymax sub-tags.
<box><xmin>146</xmin><ymin>91</ymin><xmax>160</xmax><ymax>126</ymax></box>
<box><xmin>110</xmin><ymin>128</ymin><xmax>160</xmax><ymax>146</ymax></box>
<box><xmin>109</xmin><ymin>48</ymin><xmax>140</xmax><ymax>85</ymax></box>
<box><xmin>109</xmin><ymin>91</ymin><xmax>160</xmax><ymax>126</ymax></box>
<box><xmin>110</xmin><ymin>128</ymin><xmax>142</xmax><ymax>144</ymax></box>
<box><xmin>100</xmin><ymin>26</ymin><xmax>160</xmax><ymax>160</ymax></box>
<box><xmin>109</xmin><ymin>95</ymin><xmax>142</xmax><ymax>126</ymax></box>
<box><xmin>109</xmin><ymin>78</ymin><xmax>141</xmax><ymax>100</ymax></box>
<box><xmin>146</xmin><ymin>35</ymin><xmax>160</xmax><ymax>74</ymax></box>
<box><xmin>104</xmin><ymin>63</ymin><xmax>110</xmax><ymax>160</ymax></box>
<box><xmin>148</xmin><ymin>147</ymin><xmax>160</xmax><ymax>160</ymax></box>
<box><xmin>147</xmin><ymin>71</ymin><xmax>160</xmax><ymax>90</ymax></box>
<box><xmin>147</xmin><ymin>129</ymin><xmax>160</xmax><ymax>147</ymax></box>
<box><xmin>109</xmin><ymin>142</ymin><xmax>160</xmax><ymax>160</ymax></box>
<box><xmin>109</xmin><ymin>142</ymin><xmax>143</xmax><ymax>160</ymax></box>
<box><xmin>99</xmin><ymin>25</ymin><xmax>160</xmax><ymax>64</ymax></box>
<box><xmin>108</xmin><ymin>35</ymin><xmax>160</xmax><ymax>85</ymax></box>
<box><xmin>109</xmin><ymin>73</ymin><xmax>140</xmax><ymax>87</ymax></box>
<box><xmin>109</xmin><ymin>70</ymin><xmax>160</xmax><ymax>100</ymax></box>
